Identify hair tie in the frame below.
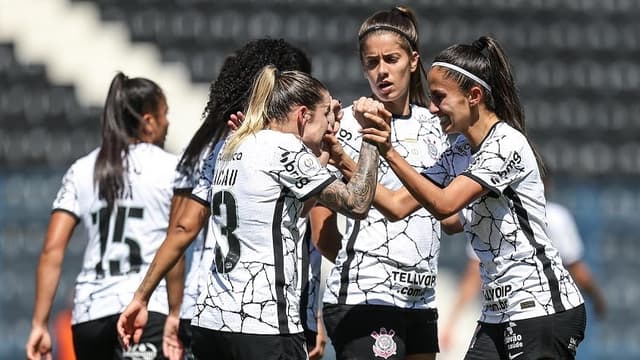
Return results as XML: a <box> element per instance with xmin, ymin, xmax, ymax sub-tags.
<box><xmin>431</xmin><ymin>62</ymin><xmax>492</xmax><ymax>92</ymax></box>
<box><xmin>359</xmin><ymin>24</ymin><xmax>417</xmax><ymax>50</ymax></box>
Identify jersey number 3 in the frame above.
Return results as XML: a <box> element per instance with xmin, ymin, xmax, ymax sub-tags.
<box><xmin>91</xmin><ymin>206</ymin><xmax>143</xmax><ymax>279</ymax></box>
<box><xmin>211</xmin><ymin>191</ymin><xmax>240</xmax><ymax>273</ymax></box>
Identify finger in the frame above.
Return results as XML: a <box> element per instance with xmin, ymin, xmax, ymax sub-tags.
<box><xmin>360</xmin><ymin>127</ymin><xmax>390</xmax><ymax>139</ymax></box>
<box><xmin>116</xmin><ymin>314</ymin><xmax>127</xmax><ymax>336</ymax></box>
<box><xmin>172</xmin><ymin>346</ymin><xmax>185</xmax><ymax>360</ymax></box>
<box><xmin>227</xmin><ymin>119</ymin><xmax>239</xmax><ymax>131</ymax></box>
<box><xmin>308</xmin><ymin>344</ymin><xmax>320</xmax><ymax>357</ymax></box>
<box><xmin>119</xmin><ymin>334</ymin><xmax>130</xmax><ymax>350</ymax></box>
<box><xmin>133</xmin><ymin>328</ymin><xmax>144</xmax><ymax>344</ymax></box>
<box><xmin>362</xmin><ymin>112</ymin><xmax>390</xmax><ymax>130</ymax></box>
<box><xmin>26</xmin><ymin>344</ymin><xmax>36</xmax><ymax>360</ymax></box>
<box><xmin>361</xmin><ymin>133</ymin><xmax>388</xmax><ymax>145</ymax></box>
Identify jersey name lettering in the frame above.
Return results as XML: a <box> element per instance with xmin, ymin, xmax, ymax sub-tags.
<box><xmin>213</xmin><ymin>168</ymin><xmax>238</xmax><ymax>187</ymax></box>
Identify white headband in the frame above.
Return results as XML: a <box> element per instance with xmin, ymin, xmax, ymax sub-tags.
<box><xmin>431</xmin><ymin>61</ymin><xmax>492</xmax><ymax>92</ymax></box>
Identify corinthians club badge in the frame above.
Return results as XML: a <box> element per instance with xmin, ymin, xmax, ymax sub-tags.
<box><xmin>371</xmin><ymin>327</ymin><xmax>397</xmax><ymax>359</ymax></box>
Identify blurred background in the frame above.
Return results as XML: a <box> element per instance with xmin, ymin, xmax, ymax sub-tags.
<box><xmin>1</xmin><ymin>0</ymin><xmax>638</xmax><ymax>359</ymax></box>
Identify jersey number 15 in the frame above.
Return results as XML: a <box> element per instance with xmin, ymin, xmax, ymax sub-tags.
<box><xmin>91</xmin><ymin>206</ymin><xmax>144</xmax><ymax>279</ymax></box>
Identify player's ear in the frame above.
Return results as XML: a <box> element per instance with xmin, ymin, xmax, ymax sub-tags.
<box><xmin>140</xmin><ymin>113</ymin><xmax>155</xmax><ymax>138</ymax></box>
<box><xmin>468</xmin><ymin>85</ymin><xmax>483</xmax><ymax>107</ymax></box>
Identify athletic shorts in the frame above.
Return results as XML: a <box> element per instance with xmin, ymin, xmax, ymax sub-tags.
<box><xmin>323</xmin><ymin>303</ymin><xmax>439</xmax><ymax>360</ymax></box>
<box><xmin>465</xmin><ymin>304</ymin><xmax>587</xmax><ymax>360</ymax></box>
<box><xmin>178</xmin><ymin>318</ymin><xmax>196</xmax><ymax>360</ymax></box>
<box><xmin>304</xmin><ymin>329</ymin><xmax>318</xmax><ymax>351</ymax></box>
<box><xmin>191</xmin><ymin>326</ymin><xmax>307</xmax><ymax>360</ymax></box>
<box><xmin>72</xmin><ymin>311</ymin><xmax>167</xmax><ymax>360</ymax></box>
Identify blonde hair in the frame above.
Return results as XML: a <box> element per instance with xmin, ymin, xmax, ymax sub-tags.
<box><xmin>222</xmin><ymin>65</ymin><xmax>327</xmax><ymax>157</ymax></box>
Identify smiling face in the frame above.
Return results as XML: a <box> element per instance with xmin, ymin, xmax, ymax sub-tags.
<box><xmin>427</xmin><ymin>67</ymin><xmax>474</xmax><ymax>135</ymax></box>
<box><xmin>300</xmin><ymin>90</ymin><xmax>332</xmax><ymax>155</ymax></box>
<box><xmin>361</xmin><ymin>32</ymin><xmax>418</xmax><ymax>115</ymax></box>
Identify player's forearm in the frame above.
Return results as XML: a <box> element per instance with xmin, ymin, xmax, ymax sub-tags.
<box><xmin>165</xmin><ymin>254</ymin><xmax>186</xmax><ymax>317</ymax></box>
<box><xmin>32</xmin><ymin>250</ymin><xmax>65</xmax><ymax>326</ymax></box>
<box><xmin>343</xmin><ymin>141</ymin><xmax>379</xmax><ymax>218</ymax></box>
<box><xmin>333</xmin><ymin>150</ymin><xmax>357</xmax><ymax>181</ymax></box>
<box><xmin>383</xmin><ymin>149</ymin><xmax>456</xmax><ymax>219</ymax></box>
<box><xmin>309</xmin><ymin>205</ymin><xmax>341</xmax><ymax>262</ymax></box>
<box><xmin>318</xmin><ymin>142</ymin><xmax>378</xmax><ymax>219</ymax></box>
<box><xmin>135</xmin><ymin>235</ymin><xmax>187</xmax><ymax>303</ymax></box>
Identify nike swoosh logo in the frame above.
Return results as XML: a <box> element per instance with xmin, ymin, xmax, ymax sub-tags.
<box><xmin>508</xmin><ymin>352</ymin><xmax>524</xmax><ymax>360</ymax></box>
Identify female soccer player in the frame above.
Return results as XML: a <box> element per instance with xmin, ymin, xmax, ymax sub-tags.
<box><xmin>118</xmin><ymin>65</ymin><xmax>386</xmax><ymax>360</ymax></box>
<box><xmin>317</xmin><ymin>6</ymin><xmax>448</xmax><ymax>360</ymax></box>
<box><xmin>362</xmin><ymin>35</ymin><xmax>586</xmax><ymax>359</ymax></box>
<box><xmin>26</xmin><ymin>72</ymin><xmax>176</xmax><ymax>360</ymax></box>
<box><xmin>161</xmin><ymin>38</ymin><xmax>315</xmax><ymax>360</ymax></box>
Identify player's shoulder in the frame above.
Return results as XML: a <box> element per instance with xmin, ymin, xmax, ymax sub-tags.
<box><xmin>258</xmin><ymin>130</ymin><xmax>303</xmax><ymax>149</ymax></box>
<box><xmin>410</xmin><ymin>104</ymin><xmax>438</xmax><ymax>122</ymax></box>
<box><xmin>140</xmin><ymin>143</ymin><xmax>179</xmax><ymax>163</ymax></box>
<box><xmin>449</xmin><ymin>134</ymin><xmax>472</xmax><ymax>155</ymax></box>
<box><xmin>66</xmin><ymin>147</ymin><xmax>101</xmax><ymax>176</ymax></box>
<box><xmin>480</xmin><ymin>121</ymin><xmax>526</xmax><ymax>154</ymax></box>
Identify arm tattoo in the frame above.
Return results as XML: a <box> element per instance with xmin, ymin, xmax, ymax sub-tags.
<box><xmin>318</xmin><ymin>141</ymin><xmax>378</xmax><ymax>219</ymax></box>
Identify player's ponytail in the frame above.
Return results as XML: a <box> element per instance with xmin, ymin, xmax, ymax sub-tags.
<box><xmin>222</xmin><ymin>65</ymin><xmax>328</xmax><ymax>157</ymax></box>
<box><xmin>222</xmin><ymin>65</ymin><xmax>277</xmax><ymax>157</ymax></box>
<box><xmin>94</xmin><ymin>72</ymin><xmax>164</xmax><ymax>209</ymax></box>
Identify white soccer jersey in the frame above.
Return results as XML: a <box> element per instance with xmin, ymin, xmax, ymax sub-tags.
<box><xmin>191</xmin><ymin>130</ymin><xmax>336</xmax><ymax>335</ymax></box>
<box><xmin>426</xmin><ymin>122</ymin><xmax>583</xmax><ymax>323</ymax></box>
<box><xmin>173</xmin><ymin>141</ymin><xmax>219</xmax><ymax>319</ymax></box>
<box><xmin>297</xmin><ymin>218</ymin><xmax>321</xmax><ymax>332</ymax></box>
<box><xmin>467</xmin><ymin>202</ymin><xmax>585</xmax><ymax>268</ymax></box>
<box><xmin>52</xmin><ymin>143</ymin><xmax>177</xmax><ymax>324</ymax></box>
<box><xmin>323</xmin><ymin>104</ymin><xmax>448</xmax><ymax>309</ymax></box>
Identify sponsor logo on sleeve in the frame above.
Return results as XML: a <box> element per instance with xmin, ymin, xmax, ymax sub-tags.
<box><xmin>490</xmin><ymin>151</ymin><xmax>523</xmax><ymax>185</ymax></box>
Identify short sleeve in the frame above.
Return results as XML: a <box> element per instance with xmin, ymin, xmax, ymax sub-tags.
<box><xmin>271</xmin><ymin>143</ymin><xmax>336</xmax><ymax>202</ymax></box>
<box><xmin>52</xmin><ymin>165</ymin><xmax>81</xmax><ymax>219</ymax></box>
<box><xmin>173</xmin><ymin>167</ymin><xmax>192</xmax><ymax>195</ymax></box>
<box><xmin>190</xmin><ymin>146</ymin><xmax>219</xmax><ymax>206</ymax></box>
<box><xmin>462</xmin><ymin>137</ymin><xmax>529</xmax><ymax>195</ymax></box>
<box><xmin>421</xmin><ymin>135</ymin><xmax>472</xmax><ymax>187</ymax></box>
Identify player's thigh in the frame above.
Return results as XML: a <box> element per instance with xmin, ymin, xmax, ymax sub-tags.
<box><xmin>405</xmin><ymin>307</ymin><xmax>439</xmax><ymax>357</ymax></box>
<box><xmin>323</xmin><ymin>303</ymin><xmax>407</xmax><ymax>360</ymax></box>
<box><xmin>71</xmin><ymin>314</ymin><xmax>119</xmax><ymax>360</ymax></box>
<box><xmin>191</xmin><ymin>326</ymin><xmax>307</xmax><ymax>360</ymax></box>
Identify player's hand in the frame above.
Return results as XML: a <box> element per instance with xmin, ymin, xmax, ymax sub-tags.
<box><xmin>117</xmin><ymin>298</ymin><xmax>149</xmax><ymax>350</ymax></box>
<box><xmin>309</xmin><ymin>319</ymin><xmax>328</xmax><ymax>360</ymax></box>
<box><xmin>359</xmin><ymin>110</ymin><xmax>392</xmax><ymax>156</ymax></box>
<box><xmin>352</xmin><ymin>97</ymin><xmax>390</xmax><ymax>130</ymax></box>
<box><xmin>227</xmin><ymin>111</ymin><xmax>244</xmax><ymax>131</ymax></box>
<box><xmin>162</xmin><ymin>314</ymin><xmax>185</xmax><ymax>360</ymax></box>
<box><xmin>328</xmin><ymin>98</ymin><xmax>343</xmax><ymax>135</ymax></box>
<box><xmin>25</xmin><ymin>325</ymin><xmax>52</xmax><ymax>360</ymax></box>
